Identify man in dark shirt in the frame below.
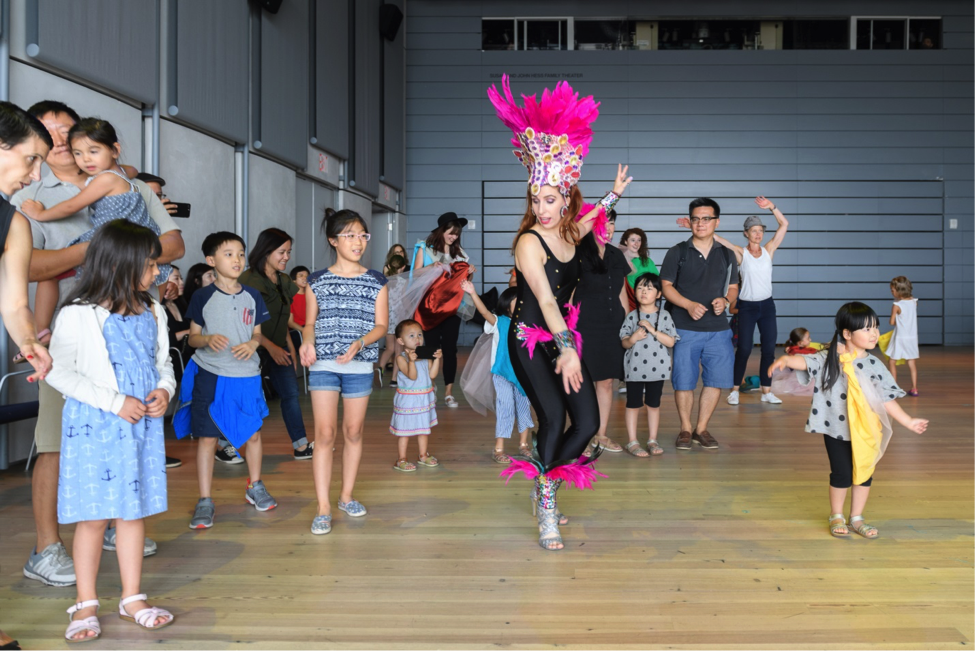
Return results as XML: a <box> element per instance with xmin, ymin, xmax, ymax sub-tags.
<box><xmin>661</xmin><ymin>198</ymin><xmax>739</xmax><ymax>451</ymax></box>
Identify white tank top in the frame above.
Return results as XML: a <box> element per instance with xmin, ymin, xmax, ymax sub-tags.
<box><xmin>739</xmin><ymin>246</ymin><xmax>773</xmax><ymax>302</ymax></box>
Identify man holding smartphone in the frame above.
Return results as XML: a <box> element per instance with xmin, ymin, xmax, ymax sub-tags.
<box><xmin>136</xmin><ymin>172</ymin><xmax>191</xmax><ymax>218</ymax></box>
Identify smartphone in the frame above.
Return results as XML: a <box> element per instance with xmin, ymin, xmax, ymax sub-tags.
<box><xmin>414</xmin><ymin>345</ymin><xmax>436</xmax><ymax>360</ymax></box>
<box><xmin>170</xmin><ymin>202</ymin><xmax>191</xmax><ymax>218</ymax></box>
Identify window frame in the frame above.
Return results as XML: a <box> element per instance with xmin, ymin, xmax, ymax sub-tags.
<box><xmin>850</xmin><ymin>16</ymin><xmax>942</xmax><ymax>50</ymax></box>
<box><xmin>483</xmin><ymin>16</ymin><xmax>574</xmax><ymax>51</ymax></box>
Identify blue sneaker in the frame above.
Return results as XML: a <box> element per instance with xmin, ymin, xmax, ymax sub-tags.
<box><xmin>311</xmin><ymin>514</ymin><xmax>332</xmax><ymax>535</ymax></box>
<box><xmin>337</xmin><ymin>499</ymin><xmax>366</xmax><ymax>517</ymax></box>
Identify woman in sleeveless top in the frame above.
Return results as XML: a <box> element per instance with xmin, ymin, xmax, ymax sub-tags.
<box><xmin>0</xmin><ymin>100</ymin><xmax>54</xmax><ymax>382</ymax></box>
<box><xmin>682</xmin><ymin>196</ymin><xmax>790</xmax><ymax>405</ymax></box>
<box><xmin>490</xmin><ymin>74</ymin><xmax>631</xmax><ymax>551</ymax></box>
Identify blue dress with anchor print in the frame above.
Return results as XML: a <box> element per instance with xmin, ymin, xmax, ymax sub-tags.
<box><xmin>57</xmin><ymin>310</ymin><xmax>167</xmax><ymax>524</ymax></box>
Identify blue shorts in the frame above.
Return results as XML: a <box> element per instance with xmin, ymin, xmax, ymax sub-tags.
<box><xmin>671</xmin><ymin>329</ymin><xmax>734</xmax><ymax>391</ymax></box>
<box><xmin>308</xmin><ymin>370</ymin><xmax>373</xmax><ymax>398</ymax></box>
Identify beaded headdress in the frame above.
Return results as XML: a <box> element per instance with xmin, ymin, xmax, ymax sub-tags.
<box><xmin>488</xmin><ymin>74</ymin><xmax>600</xmax><ymax>197</ymax></box>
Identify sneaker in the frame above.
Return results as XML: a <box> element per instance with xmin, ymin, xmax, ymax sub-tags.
<box><xmin>389</xmin><ymin>378</ymin><xmax>397</xmax><ymax>387</ymax></box>
<box><xmin>23</xmin><ymin>542</ymin><xmax>76</xmax><ymax>587</ymax></box>
<box><xmin>617</xmin><ymin>385</ymin><xmax>627</xmax><ymax>394</ymax></box>
<box><xmin>293</xmin><ymin>442</ymin><xmax>314</xmax><ymax>460</ymax></box>
<box><xmin>311</xmin><ymin>514</ymin><xmax>332</xmax><ymax>535</ymax></box>
<box><xmin>761</xmin><ymin>392</ymin><xmax>783</xmax><ymax>404</ymax></box>
<box><xmin>102</xmin><ymin>528</ymin><xmax>158</xmax><ymax>556</ymax></box>
<box><xmin>189</xmin><ymin>498</ymin><xmax>215</xmax><ymax>529</ymax></box>
<box><xmin>165</xmin><ymin>456</ymin><xmax>182</xmax><ymax>468</ymax></box>
<box><xmin>727</xmin><ymin>390</ymin><xmax>739</xmax><ymax>405</ymax></box>
<box><xmin>337</xmin><ymin>499</ymin><xmax>367</xmax><ymax>517</ymax></box>
<box><xmin>245</xmin><ymin>480</ymin><xmax>278</xmax><ymax>511</ymax></box>
<box><xmin>215</xmin><ymin>445</ymin><xmax>244</xmax><ymax>464</ymax></box>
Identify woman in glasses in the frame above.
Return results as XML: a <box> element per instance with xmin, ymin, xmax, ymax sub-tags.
<box><xmin>240</xmin><ymin>228</ymin><xmax>311</xmax><ymax>460</ymax></box>
<box><xmin>408</xmin><ymin>212</ymin><xmax>474</xmax><ymax>408</ymax></box>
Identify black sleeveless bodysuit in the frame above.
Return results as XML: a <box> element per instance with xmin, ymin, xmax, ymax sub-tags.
<box><xmin>507</xmin><ymin>230</ymin><xmax>599</xmax><ymax>467</ymax></box>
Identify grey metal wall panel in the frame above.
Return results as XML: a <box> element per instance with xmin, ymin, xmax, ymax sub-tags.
<box><xmin>29</xmin><ymin>0</ymin><xmax>158</xmax><ymax>103</ymax></box>
<box><xmin>315</xmin><ymin>0</ymin><xmax>350</xmax><ymax>158</ymax></box>
<box><xmin>255</xmin><ymin>0</ymin><xmax>309</xmax><ymax>167</ymax></box>
<box><xmin>169</xmin><ymin>0</ymin><xmax>249</xmax><ymax>143</ymax></box>
<box><xmin>383</xmin><ymin>0</ymin><xmax>406</xmax><ymax>191</ymax></box>
<box><xmin>352</xmin><ymin>0</ymin><xmax>382</xmax><ymax>196</ymax></box>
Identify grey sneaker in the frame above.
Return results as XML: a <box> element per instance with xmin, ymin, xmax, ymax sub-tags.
<box><xmin>245</xmin><ymin>480</ymin><xmax>277</xmax><ymax>512</ymax></box>
<box><xmin>102</xmin><ymin>528</ymin><xmax>158</xmax><ymax>556</ymax></box>
<box><xmin>311</xmin><ymin>514</ymin><xmax>332</xmax><ymax>535</ymax></box>
<box><xmin>23</xmin><ymin>542</ymin><xmax>76</xmax><ymax>587</ymax></box>
<box><xmin>189</xmin><ymin>498</ymin><xmax>215</xmax><ymax>529</ymax></box>
<box><xmin>337</xmin><ymin>499</ymin><xmax>367</xmax><ymax>517</ymax></box>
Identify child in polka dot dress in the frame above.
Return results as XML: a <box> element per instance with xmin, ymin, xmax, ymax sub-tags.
<box><xmin>619</xmin><ymin>273</ymin><xmax>677</xmax><ymax>457</ymax></box>
<box><xmin>770</xmin><ymin>302</ymin><xmax>928</xmax><ymax>540</ymax></box>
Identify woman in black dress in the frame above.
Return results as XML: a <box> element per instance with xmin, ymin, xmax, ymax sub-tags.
<box><xmin>573</xmin><ymin>210</ymin><xmax>628</xmax><ymax>454</ymax></box>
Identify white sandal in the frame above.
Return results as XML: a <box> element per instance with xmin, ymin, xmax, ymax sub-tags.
<box><xmin>444</xmin><ymin>395</ymin><xmax>458</xmax><ymax>408</ymax></box>
<box><xmin>119</xmin><ymin>593</ymin><xmax>174</xmax><ymax>630</ymax></box>
<box><xmin>65</xmin><ymin>599</ymin><xmax>101</xmax><ymax>643</ymax></box>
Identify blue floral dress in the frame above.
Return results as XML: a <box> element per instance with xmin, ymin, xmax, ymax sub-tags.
<box><xmin>58</xmin><ymin>310</ymin><xmax>167</xmax><ymax>524</ymax></box>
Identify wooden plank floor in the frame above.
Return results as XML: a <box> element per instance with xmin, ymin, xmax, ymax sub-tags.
<box><xmin>2</xmin><ymin>347</ymin><xmax>972</xmax><ymax>649</ymax></box>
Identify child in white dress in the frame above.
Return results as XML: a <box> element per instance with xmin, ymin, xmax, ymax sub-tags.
<box><xmin>886</xmin><ymin>276</ymin><xmax>919</xmax><ymax>396</ymax></box>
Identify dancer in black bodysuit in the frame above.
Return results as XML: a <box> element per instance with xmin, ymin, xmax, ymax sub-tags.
<box><xmin>489</xmin><ymin>75</ymin><xmax>632</xmax><ymax>550</ymax></box>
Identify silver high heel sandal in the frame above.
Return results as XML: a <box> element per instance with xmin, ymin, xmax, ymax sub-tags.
<box><xmin>537</xmin><ymin>506</ymin><xmax>563</xmax><ymax>551</ymax></box>
<box><xmin>531</xmin><ymin>482</ymin><xmax>568</xmax><ymax>525</ymax></box>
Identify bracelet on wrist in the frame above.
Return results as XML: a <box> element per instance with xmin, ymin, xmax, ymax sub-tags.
<box><xmin>599</xmin><ymin>191</ymin><xmax>620</xmax><ymax>213</ymax></box>
<box><xmin>552</xmin><ymin>329</ymin><xmax>577</xmax><ymax>353</ymax></box>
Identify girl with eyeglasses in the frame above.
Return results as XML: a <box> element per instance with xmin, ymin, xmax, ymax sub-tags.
<box><xmin>300</xmin><ymin>208</ymin><xmax>388</xmax><ymax>535</ymax></box>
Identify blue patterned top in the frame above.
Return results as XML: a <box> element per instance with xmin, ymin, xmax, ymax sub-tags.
<box><xmin>308</xmin><ymin>268</ymin><xmax>387</xmax><ymax>363</ymax></box>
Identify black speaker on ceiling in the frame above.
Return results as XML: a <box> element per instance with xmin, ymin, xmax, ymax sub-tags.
<box><xmin>259</xmin><ymin>0</ymin><xmax>282</xmax><ymax>14</ymax></box>
<box><xmin>379</xmin><ymin>4</ymin><xmax>403</xmax><ymax>41</ymax></box>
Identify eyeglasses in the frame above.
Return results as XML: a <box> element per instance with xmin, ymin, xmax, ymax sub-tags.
<box><xmin>335</xmin><ymin>233</ymin><xmax>371</xmax><ymax>242</ymax></box>
<box><xmin>689</xmin><ymin>217</ymin><xmax>716</xmax><ymax>224</ymax></box>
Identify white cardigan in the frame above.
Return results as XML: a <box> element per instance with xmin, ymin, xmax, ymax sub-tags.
<box><xmin>46</xmin><ymin>299</ymin><xmax>177</xmax><ymax>415</ymax></box>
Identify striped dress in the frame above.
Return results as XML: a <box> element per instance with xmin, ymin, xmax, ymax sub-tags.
<box><xmin>390</xmin><ymin>356</ymin><xmax>438</xmax><ymax>436</ymax></box>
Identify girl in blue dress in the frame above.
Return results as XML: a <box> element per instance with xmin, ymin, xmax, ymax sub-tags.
<box><xmin>46</xmin><ymin>221</ymin><xmax>176</xmax><ymax>642</ymax></box>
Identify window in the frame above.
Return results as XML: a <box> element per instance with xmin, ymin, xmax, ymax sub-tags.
<box><xmin>482</xmin><ymin>19</ymin><xmax>515</xmax><ymax>50</ymax></box>
<box><xmin>574</xmin><ymin>19</ymin><xmax>632</xmax><ymax>50</ymax></box>
<box><xmin>783</xmin><ymin>20</ymin><xmax>848</xmax><ymax>49</ymax></box>
<box><xmin>657</xmin><ymin>19</ymin><xmax>761</xmax><ymax>50</ymax></box>
<box><xmin>519</xmin><ymin>18</ymin><xmax>569</xmax><ymax>50</ymax></box>
<box><xmin>853</xmin><ymin>17</ymin><xmax>941</xmax><ymax>49</ymax></box>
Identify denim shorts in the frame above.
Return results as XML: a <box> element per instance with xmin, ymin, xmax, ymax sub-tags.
<box><xmin>308</xmin><ymin>370</ymin><xmax>373</xmax><ymax>398</ymax></box>
<box><xmin>671</xmin><ymin>328</ymin><xmax>734</xmax><ymax>391</ymax></box>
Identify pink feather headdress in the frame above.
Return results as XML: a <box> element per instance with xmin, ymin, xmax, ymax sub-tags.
<box><xmin>488</xmin><ymin>74</ymin><xmax>600</xmax><ymax>197</ymax></box>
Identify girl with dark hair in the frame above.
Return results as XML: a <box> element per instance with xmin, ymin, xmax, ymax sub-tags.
<box><xmin>0</xmin><ymin>100</ymin><xmax>53</xmax><ymax>381</ymax></box>
<box><xmin>459</xmin><ymin>280</ymin><xmax>535</xmax><ymax>465</ymax></box>
<box><xmin>240</xmin><ymin>228</ymin><xmax>310</xmax><ymax>459</ymax></box>
<box><xmin>20</xmin><ymin>117</ymin><xmax>171</xmax><ymax>348</ymax></box>
<box><xmin>489</xmin><ymin>74</ymin><xmax>631</xmax><ymax>550</ymax></box>
<box><xmin>300</xmin><ymin>208</ymin><xmax>388</xmax><ymax>535</ymax></box>
<box><xmin>769</xmin><ymin>302</ymin><xmax>928</xmax><ymax>539</ymax></box>
<box><xmin>619</xmin><ymin>273</ymin><xmax>676</xmax><ymax>457</ymax></box>
<box><xmin>183</xmin><ymin>262</ymin><xmax>215</xmax><ymax>307</ymax></box>
<box><xmin>378</xmin><ymin>245</ymin><xmax>409</xmax><ymax>383</ymax></box>
<box><xmin>619</xmin><ymin>227</ymin><xmax>658</xmax><ymax>288</ymax></box>
<box><xmin>46</xmin><ymin>221</ymin><xmax>176</xmax><ymax>640</ymax></box>
<box><xmin>410</xmin><ymin>212</ymin><xmax>474</xmax><ymax>408</ymax></box>
<box><xmin>573</xmin><ymin>209</ymin><xmax>629</xmax><ymax>454</ymax></box>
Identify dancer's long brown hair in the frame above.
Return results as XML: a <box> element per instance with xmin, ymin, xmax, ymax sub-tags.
<box><xmin>510</xmin><ymin>185</ymin><xmax>584</xmax><ymax>254</ymax></box>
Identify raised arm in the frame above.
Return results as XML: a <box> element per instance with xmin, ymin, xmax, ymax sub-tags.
<box><xmin>20</xmin><ymin>174</ymin><xmax>119</xmax><ymax>222</ymax></box>
<box><xmin>575</xmin><ymin>164</ymin><xmax>632</xmax><ymax>237</ymax></box>
<box><xmin>757</xmin><ymin>196</ymin><xmax>789</xmax><ymax>257</ymax></box>
<box><xmin>461</xmin><ymin>279</ymin><xmax>497</xmax><ymax>325</ymax></box>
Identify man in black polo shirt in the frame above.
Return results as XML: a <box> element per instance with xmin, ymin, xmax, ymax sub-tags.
<box><xmin>661</xmin><ymin>198</ymin><xmax>739</xmax><ymax>451</ymax></box>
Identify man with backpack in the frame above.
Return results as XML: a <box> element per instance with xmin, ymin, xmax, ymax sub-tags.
<box><xmin>661</xmin><ymin>198</ymin><xmax>738</xmax><ymax>451</ymax></box>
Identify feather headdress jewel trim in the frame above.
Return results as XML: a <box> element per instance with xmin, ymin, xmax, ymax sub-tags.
<box><xmin>488</xmin><ymin>74</ymin><xmax>600</xmax><ymax>197</ymax></box>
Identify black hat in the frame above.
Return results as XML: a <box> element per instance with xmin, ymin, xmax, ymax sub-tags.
<box><xmin>437</xmin><ymin>211</ymin><xmax>468</xmax><ymax>230</ymax></box>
